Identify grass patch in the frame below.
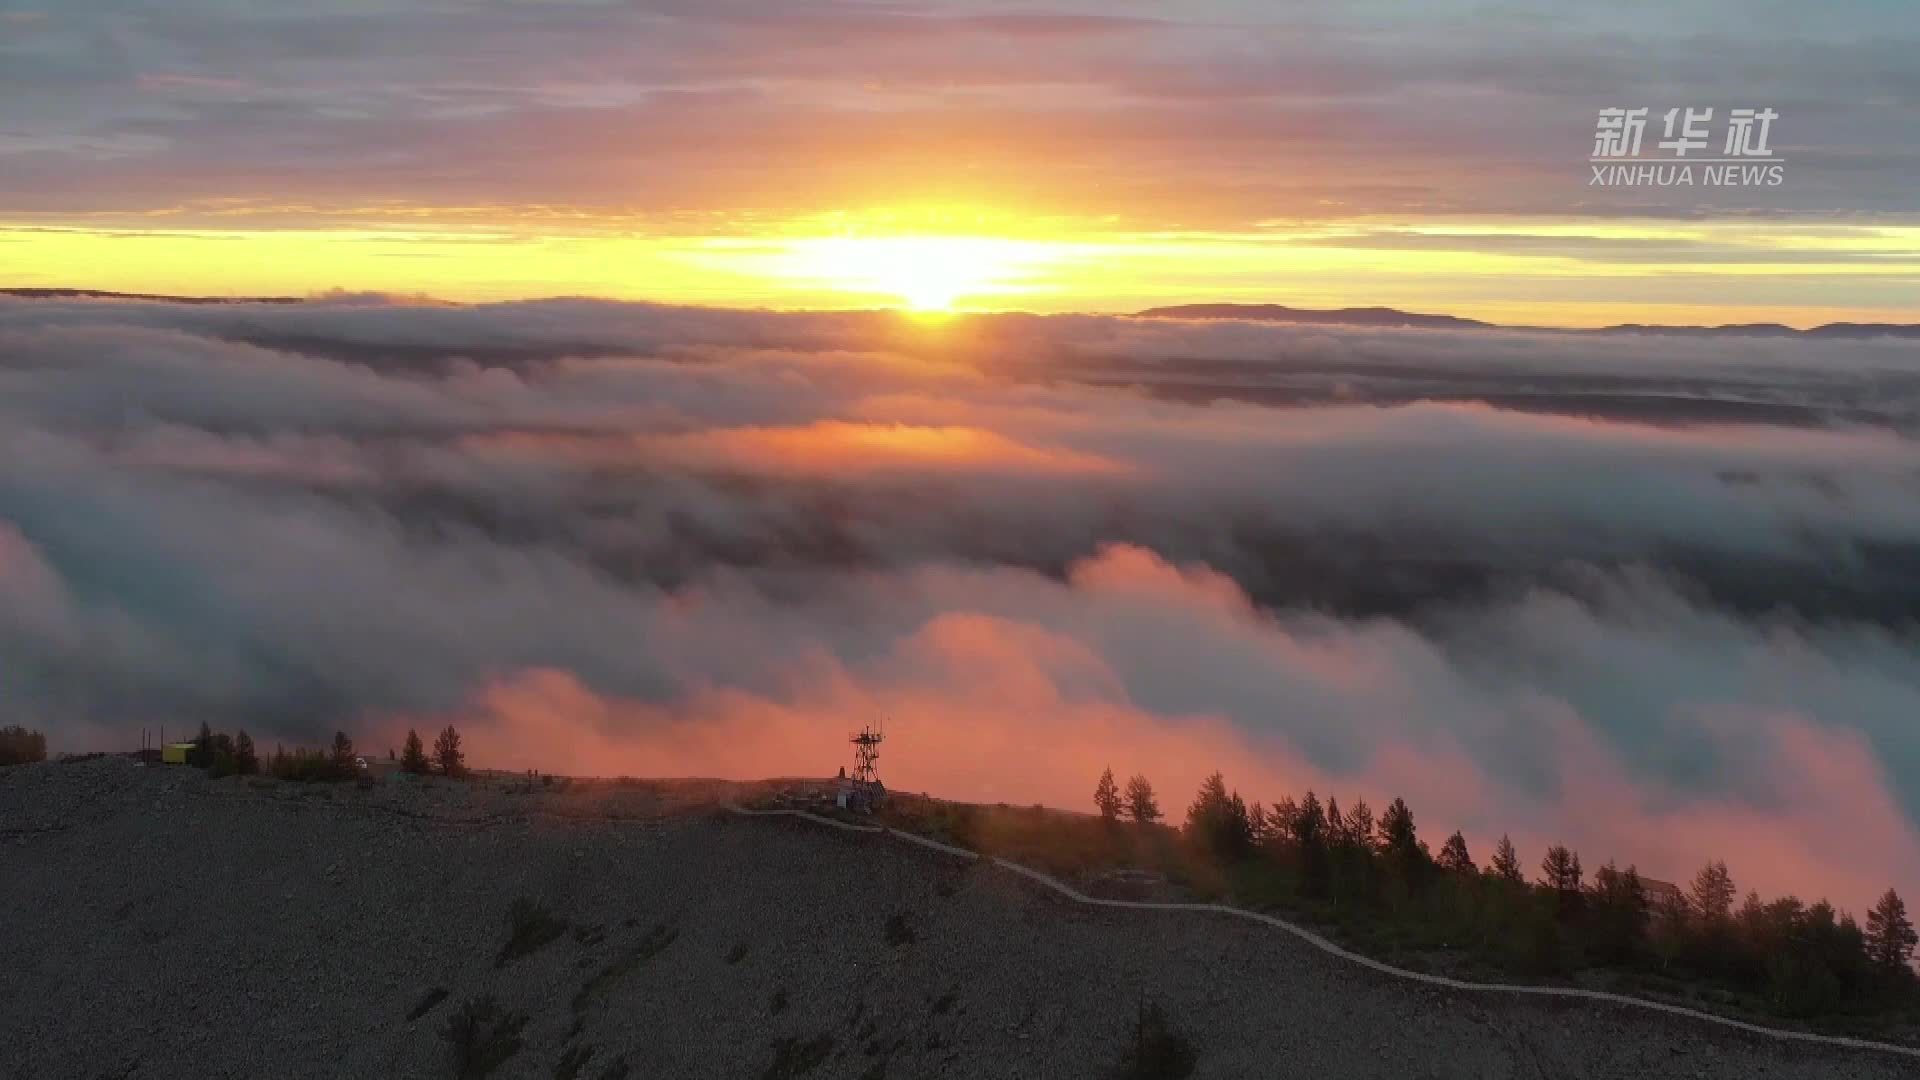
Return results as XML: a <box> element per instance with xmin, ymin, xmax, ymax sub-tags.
<box><xmin>498</xmin><ymin>897</ymin><xmax>569</xmax><ymax>968</ymax></box>
<box><xmin>571</xmin><ymin>923</ymin><xmax>679</xmax><ymax>1014</ymax></box>
<box><xmin>727</xmin><ymin>941</ymin><xmax>750</xmax><ymax>964</ymax></box>
<box><xmin>406</xmin><ymin>986</ymin><xmax>450</xmax><ymax>1022</ymax></box>
<box><xmin>441</xmin><ymin>995</ymin><xmax>529</xmax><ymax>1079</ymax></box>
<box><xmin>760</xmin><ymin>1033</ymin><xmax>834</xmax><ymax>1080</ymax></box>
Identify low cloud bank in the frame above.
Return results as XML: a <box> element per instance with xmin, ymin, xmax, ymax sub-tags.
<box><xmin>3</xmin><ymin>295</ymin><xmax>1918</xmax><ymax>909</ymax></box>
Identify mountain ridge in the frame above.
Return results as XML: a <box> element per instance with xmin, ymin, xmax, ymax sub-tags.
<box><xmin>7</xmin><ymin>288</ymin><xmax>1916</xmax><ymax>337</ymax></box>
<box><xmin>1138</xmin><ymin>302</ymin><xmax>1920</xmax><ymax>338</ymax></box>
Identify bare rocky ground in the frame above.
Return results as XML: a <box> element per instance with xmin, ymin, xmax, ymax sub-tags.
<box><xmin>2</xmin><ymin>758</ymin><xmax>1912</xmax><ymax>1080</ymax></box>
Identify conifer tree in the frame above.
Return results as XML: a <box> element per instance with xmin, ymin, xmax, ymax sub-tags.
<box><xmin>1436</xmin><ymin>830</ymin><xmax>1474</xmax><ymax>874</ymax></box>
<box><xmin>233</xmin><ymin>730</ymin><xmax>259</xmax><ymax>775</ymax></box>
<box><xmin>1539</xmin><ymin>845</ymin><xmax>1583</xmax><ymax>893</ymax></box>
<box><xmin>329</xmin><ymin>731</ymin><xmax>356</xmax><ymax>778</ymax></box>
<box><xmin>401</xmin><ymin>729</ymin><xmax>430</xmax><ymax>775</ymax></box>
<box><xmin>1124</xmin><ymin>774</ymin><xmax>1160</xmax><ymax>824</ymax></box>
<box><xmin>1690</xmin><ymin>860</ymin><xmax>1737</xmax><ymax>924</ymax></box>
<box><xmin>1345</xmin><ymin>798</ymin><xmax>1375</xmax><ymax>850</ymax></box>
<box><xmin>1379</xmin><ymin>798</ymin><xmax>1420</xmax><ymax>862</ymax></box>
<box><xmin>1490</xmin><ymin>834</ymin><xmax>1523</xmax><ymax>883</ymax></box>
<box><xmin>433</xmin><ymin>725</ymin><xmax>467</xmax><ymax>779</ymax></box>
<box><xmin>1094</xmin><ymin>767</ymin><xmax>1123</xmax><ymax>821</ymax></box>
<box><xmin>1865</xmin><ymin>889</ymin><xmax>1917</xmax><ymax>973</ymax></box>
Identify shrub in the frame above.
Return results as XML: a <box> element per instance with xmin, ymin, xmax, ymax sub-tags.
<box><xmin>498</xmin><ymin>897</ymin><xmax>569</xmax><ymax>968</ymax></box>
<box><xmin>0</xmin><ymin>725</ymin><xmax>48</xmax><ymax>765</ymax></box>
<box><xmin>1110</xmin><ymin>1001</ymin><xmax>1196</xmax><ymax>1080</ymax></box>
<box><xmin>572</xmin><ymin>923</ymin><xmax>679</xmax><ymax>1014</ymax></box>
<box><xmin>269</xmin><ymin>747</ymin><xmax>352</xmax><ymax>783</ymax></box>
<box><xmin>440</xmin><ymin>995</ymin><xmax>528</xmax><ymax>1079</ymax></box>
<box><xmin>407</xmin><ymin>986</ymin><xmax>450</xmax><ymax>1022</ymax></box>
<box><xmin>884</xmin><ymin>913</ymin><xmax>916</xmax><ymax>947</ymax></box>
<box><xmin>760</xmin><ymin>1033</ymin><xmax>834</xmax><ymax>1080</ymax></box>
<box><xmin>553</xmin><ymin>1044</ymin><xmax>596</xmax><ymax>1080</ymax></box>
<box><xmin>726</xmin><ymin>941</ymin><xmax>750</xmax><ymax>964</ymax></box>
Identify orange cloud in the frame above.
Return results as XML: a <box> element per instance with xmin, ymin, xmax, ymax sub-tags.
<box><xmin>467</xmin><ymin>421</ymin><xmax>1130</xmax><ymax>478</ymax></box>
<box><xmin>438</xmin><ymin>544</ymin><xmax>1920</xmax><ymax>913</ymax></box>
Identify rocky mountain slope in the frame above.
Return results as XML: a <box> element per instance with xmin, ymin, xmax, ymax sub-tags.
<box><xmin>2</xmin><ymin>758</ymin><xmax>1911</xmax><ymax>1079</ymax></box>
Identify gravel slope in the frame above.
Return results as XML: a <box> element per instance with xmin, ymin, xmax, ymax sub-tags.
<box><xmin>2</xmin><ymin>759</ymin><xmax>1910</xmax><ymax>1080</ymax></box>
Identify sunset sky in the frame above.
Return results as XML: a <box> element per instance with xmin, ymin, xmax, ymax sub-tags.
<box><xmin>4</xmin><ymin>0</ymin><xmax>1917</xmax><ymax>324</ymax></box>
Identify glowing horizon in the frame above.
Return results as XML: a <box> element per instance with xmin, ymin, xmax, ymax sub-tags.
<box><xmin>8</xmin><ymin>215</ymin><xmax>1920</xmax><ymax>328</ymax></box>
<box><xmin>7</xmin><ymin>1</ymin><xmax>1918</xmax><ymax>324</ymax></box>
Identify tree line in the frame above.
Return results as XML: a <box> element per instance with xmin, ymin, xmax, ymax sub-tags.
<box><xmin>180</xmin><ymin>722</ymin><xmax>468</xmax><ymax>782</ymax></box>
<box><xmin>0</xmin><ymin>725</ymin><xmax>48</xmax><ymax>766</ymax></box>
<box><xmin>1093</xmin><ymin>767</ymin><xmax>1917</xmax><ymax>1020</ymax></box>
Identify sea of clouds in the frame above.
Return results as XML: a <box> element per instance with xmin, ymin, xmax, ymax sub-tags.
<box><xmin>4</xmin><ymin>294</ymin><xmax>1919</xmax><ymax>909</ymax></box>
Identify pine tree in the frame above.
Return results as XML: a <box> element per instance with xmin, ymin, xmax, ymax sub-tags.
<box><xmin>401</xmin><ymin>729</ymin><xmax>430</xmax><ymax>775</ymax></box>
<box><xmin>1292</xmin><ymin>791</ymin><xmax>1331</xmax><ymax>897</ymax></box>
<box><xmin>1865</xmin><ymin>889</ymin><xmax>1917</xmax><ymax>973</ymax></box>
<box><xmin>329</xmin><ymin>731</ymin><xmax>356</xmax><ymax>777</ymax></box>
<box><xmin>1094</xmin><ymin>767</ymin><xmax>1123</xmax><ymax>822</ymax></box>
<box><xmin>1291</xmin><ymin>791</ymin><xmax>1325</xmax><ymax>849</ymax></box>
<box><xmin>1324</xmin><ymin>797</ymin><xmax>1346</xmax><ymax>845</ymax></box>
<box><xmin>433</xmin><ymin>725</ymin><xmax>467</xmax><ymax>779</ymax></box>
<box><xmin>1187</xmin><ymin>772</ymin><xmax>1230</xmax><ymax>827</ymax></box>
<box><xmin>1379</xmin><ymin>798</ymin><xmax>1420</xmax><ymax>861</ymax></box>
<box><xmin>1490</xmin><ymin>834</ymin><xmax>1522</xmax><ymax>883</ymax></box>
<box><xmin>1124</xmin><ymin>774</ymin><xmax>1160</xmax><ymax>824</ymax></box>
<box><xmin>1265</xmin><ymin>796</ymin><xmax>1298</xmax><ymax>842</ymax></box>
<box><xmin>1539</xmin><ymin>845</ymin><xmax>1583</xmax><ymax>893</ymax></box>
<box><xmin>1689</xmin><ymin>860</ymin><xmax>1736</xmax><ymax>924</ymax></box>
<box><xmin>1345</xmin><ymin>798</ymin><xmax>1375</xmax><ymax>850</ymax></box>
<box><xmin>1436</xmin><ymin>831</ymin><xmax>1474</xmax><ymax>874</ymax></box>
<box><xmin>1246</xmin><ymin>801</ymin><xmax>1269</xmax><ymax>846</ymax></box>
<box><xmin>1590</xmin><ymin>861</ymin><xmax>1649</xmax><ymax>961</ymax></box>
<box><xmin>233</xmin><ymin>730</ymin><xmax>259</xmax><ymax>775</ymax></box>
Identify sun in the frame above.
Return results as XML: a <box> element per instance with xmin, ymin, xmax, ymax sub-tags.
<box><xmin>777</xmin><ymin>235</ymin><xmax>1056</xmax><ymax>311</ymax></box>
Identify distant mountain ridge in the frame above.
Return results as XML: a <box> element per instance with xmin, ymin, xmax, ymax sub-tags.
<box><xmin>2</xmin><ymin>287</ymin><xmax>301</xmax><ymax>305</ymax></box>
<box><xmin>5</xmin><ymin>288</ymin><xmax>1915</xmax><ymax>337</ymax></box>
<box><xmin>1136</xmin><ymin>303</ymin><xmax>1494</xmax><ymax>331</ymax></box>
<box><xmin>1135</xmin><ymin>302</ymin><xmax>1920</xmax><ymax>339</ymax></box>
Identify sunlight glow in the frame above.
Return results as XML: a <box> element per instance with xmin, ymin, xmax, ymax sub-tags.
<box><xmin>6</xmin><ymin>218</ymin><xmax>1920</xmax><ymax>326</ymax></box>
<box><xmin>774</xmin><ymin>235</ymin><xmax>1064</xmax><ymax>311</ymax></box>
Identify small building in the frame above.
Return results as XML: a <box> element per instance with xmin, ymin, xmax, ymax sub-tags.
<box><xmin>835</xmin><ymin>778</ymin><xmax>885</xmax><ymax>813</ymax></box>
<box><xmin>160</xmin><ymin>742</ymin><xmax>196</xmax><ymax>765</ymax></box>
<box><xmin>1642</xmin><ymin>876</ymin><xmax>1686</xmax><ymax>913</ymax></box>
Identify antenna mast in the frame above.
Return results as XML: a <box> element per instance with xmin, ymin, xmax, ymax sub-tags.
<box><xmin>850</xmin><ymin>722</ymin><xmax>884</xmax><ymax>790</ymax></box>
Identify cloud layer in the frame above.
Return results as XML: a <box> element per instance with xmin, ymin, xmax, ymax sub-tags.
<box><xmin>5</xmin><ymin>1</ymin><xmax>1918</xmax><ymax>225</ymax></box>
<box><xmin>4</xmin><ymin>294</ymin><xmax>1920</xmax><ymax>910</ymax></box>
